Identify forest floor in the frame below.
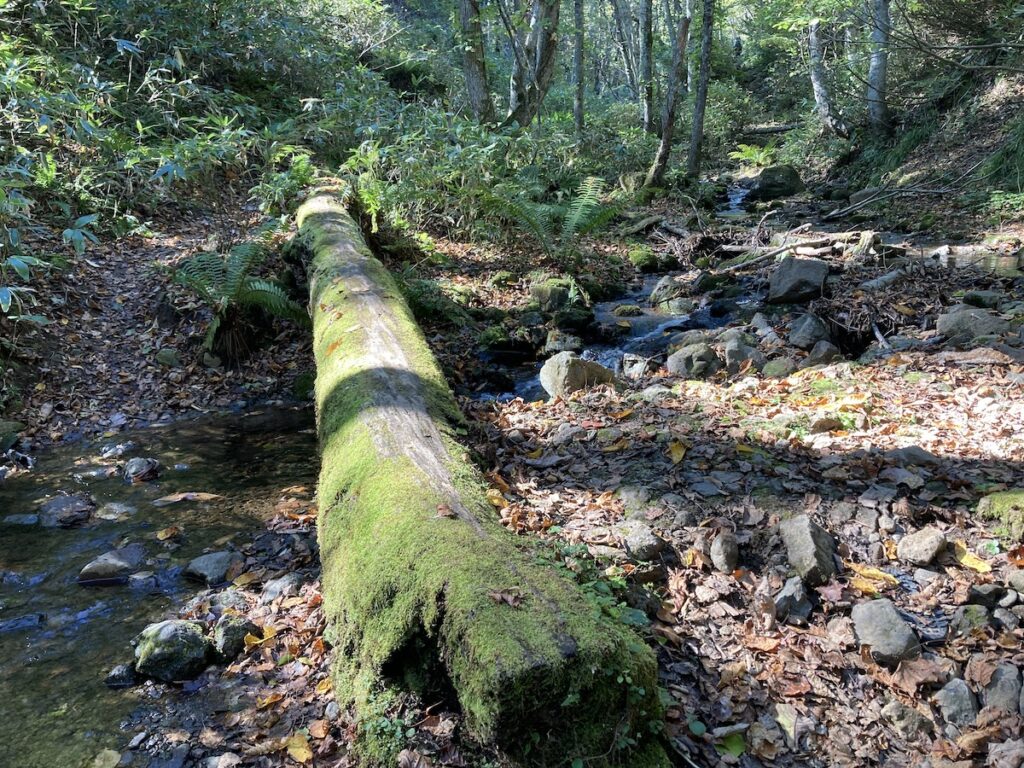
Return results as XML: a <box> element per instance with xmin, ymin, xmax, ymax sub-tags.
<box><xmin>4</xmin><ymin>185</ymin><xmax>1024</xmax><ymax>768</ymax></box>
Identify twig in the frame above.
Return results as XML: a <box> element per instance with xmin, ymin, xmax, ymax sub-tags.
<box><xmin>872</xmin><ymin>322</ymin><xmax>893</xmax><ymax>350</ymax></box>
<box><xmin>717</xmin><ymin>224</ymin><xmax>820</xmax><ymax>274</ymax></box>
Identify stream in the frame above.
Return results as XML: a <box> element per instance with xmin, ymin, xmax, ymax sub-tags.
<box><xmin>0</xmin><ymin>407</ymin><xmax>316</xmax><ymax>768</ymax></box>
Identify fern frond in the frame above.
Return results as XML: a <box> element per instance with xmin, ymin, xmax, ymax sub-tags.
<box><xmin>237</xmin><ymin>278</ymin><xmax>310</xmax><ymax>324</ymax></box>
<box><xmin>560</xmin><ymin>176</ymin><xmax>607</xmax><ymax>244</ymax></box>
<box><xmin>480</xmin><ymin>191</ymin><xmax>554</xmax><ymax>252</ymax></box>
<box><xmin>175</xmin><ymin>251</ymin><xmax>229</xmax><ymax>303</ymax></box>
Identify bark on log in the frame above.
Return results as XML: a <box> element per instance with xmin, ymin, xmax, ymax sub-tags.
<box><xmin>299</xmin><ymin>194</ymin><xmax>667</xmax><ymax>767</ymax></box>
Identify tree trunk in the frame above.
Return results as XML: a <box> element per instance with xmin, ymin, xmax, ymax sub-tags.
<box><xmin>458</xmin><ymin>0</ymin><xmax>496</xmax><ymax>123</ymax></box>
<box><xmin>573</xmin><ymin>0</ymin><xmax>585</xmax><ymax>132</ymax></box>
<box><xmin>866</xmin><ymin>0</ymin><xmax>890</xmax><ymax>134</ymax></box>
<box><xmin>645</xmin><ymin>1</ymin><xmax>691</xmax><ymax>187</ymax></box>
<box><xmin>505</xmin><ymin>0</ymin><xmax>561</xmax><ymax>127</ymax></box>
<box><xmin>808</xmin><ymin>19</ymin><xmax>851</xmax><ymax>138</ymax></box>
<box><xmin>609</xmin><ymin>0</ymin><xmax>638</xmax><ymax>96</ymax></box>
<box><xmin>685</xmin><ymin>0</ymin><xmax>713</xmax><ymax>176</ymax></box>
<box><xmin>639</xmin><ymin>0</ymin><xmax>654</xmax><ymax>131</ymax></box>
<box><xmin>299</xmin><ymin>194</ymin><xmax>667</xmax><ymax>767</ymax></box>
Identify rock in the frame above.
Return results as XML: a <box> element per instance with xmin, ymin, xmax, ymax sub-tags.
<box><xmin>788</xmin><ymin>314</ymin><xmax>830</xmax><ymax>350</ymax></box>
<box><xmin>552</xmin><ymin>305</ymin><xmax>595</xmax><ymax>332</ymax></box>
<box><xmin>851</xmin><ymin>598</ymin><xmax>920</xmax><ymax>665</ymax></box>
<box><xmin>762</xmin><ymin>358</ymin><xmax>797</xmax><ymax>378</ymax></box>
<box><xmin>767</xmin><ymin>257</ymin><xmax>829</xmax><ymax>304</ymax></box>
<box><xmin>710</xmin><ymin>532</ymin><xmax>739</xmax><ymax>572</ymax></box>
<box><xmin>885</xmin><ymin>445</ymin><xmax>942</xmax><ymax>467</ymax></box>
<box><xmin>0</xmin><ymin>420</ymin><xmax>25</xmax><ymax>451</ymax></box>
<box><xmin>614</xmin><ymin>521</ymin><xmax>665</xmax><ymax>561</ymax></box>
<box><xmin>896</xmin><ymin>527</ymin><xmax>946</xmax><ymax>566</ymax></box>
<box><xmin>936</xmin><ymin>307</ymin><xmax>1010</xmax><ymax>343</ymax></box>
<box><xmin>964</xmin><ymin>290</ymin><xmax>1003</xmax><ymax>309</ymax></box>
<box><xmin>621</xmin><ymin>354</ymin><xmax>657</xmax><ymax>379</ymax></box>
<box><xmin>529</xmin><ymin>279</ymin><xmax>572</xmax><ymax>313</ymax></box>
<box><xmin>849</xmin><ymin>186</ymin><xmax>882</xmax><ymax>206</ymax></box>
<box><xmin>185</xmin><ymin>551</ymin><xmax>243</xmax><ymax>586</ymax></box>
<box><xmin>542</xmin><ymin>330</ymin><xmax>583</xmax><ymax>356</ymax></box>
<box><xmin>123</xmin><ymin>456</ymin><xmax>160</xmax><ymax>482</ymax></box>
<box><xmin>539</xmin><ymin>352</ymin><xmax>616</xmax><ymax>398</ymax></box>
<box><xmin>746</xmin><ymin>165</ymin><xmax>805</xmax><ymax>202</ymax></box>
<box><xmin>1000</xmin><ymin>590</ymin><xmax>1019</xmax><ymax>608</ymax></box>
<box><xmin>666</xmin><ymin>343</ymin><xmax>722</xmax><ymax>379</ymax></box>
<box><xmin>804</xmin><ymin>340</ymin><xmax>843</xmax><ymax>367</ymax></box>
<box><xmin>3</xmin><ymin>514</ymin><xmax>38</xmax><ymax>525</ymax></box>
<box><xmin>1009</xmin><ymin>569</ymin><xmax>1024</xmax><ymax>594</ymax></box>
<box><xmin>947</xmin><ymin>604</ymin><xmax>990</xmax><ymax>639</ymax></box>
<box><xmin>774</xmin><ymin>576</ymin><xmax>813</xmax><ymax>625</ymax></box>
<box><xmin>809</xmin><ymin>416</ymin><xmax>843</xmax><ymax>434</ymax></box>
<box><xmin>155</xmin><ymin>347</ymin><xmax>182</xmax><ymax>367</ymax></box>
<box><xmin>134</xmin><ymin>620</ymin><xmax>212</xmax><ymax>682</ymax></box>
<box><xmin>0</xmin><ymin>613</ymin><xmax>45</xmax><ymax>633</ymax></box>
<box><xmin>933</xmin><ymin>678</ymin><xmax>977</xmax><ymax>728</ymax></box>
<box><xmin>913</xmin><ymin>569</ymin><xmax>940</xmax><ymax>587</ymax></box>
<box><xmin>981</xmin><ymin>662</ymin><xmax>1021</xmax><ymax>712</ymax></box>
<box><xmin>880</xmin><ymin>699</ymin><xmax>933</xmax><ymax>739</ymax></box>
<box><xmin>612</xmin><ymin>304</ymin><xmax>643</xmax><ymax>317</ymax></box>
<box><xmin>95</xmin><ymin>502</ymin><xmax>137</xmax><ymax>521</ymax></box>
<box><xmin>722</xmin><ymin>338</ymin><xmax>766</xmax><ymax>374</ymax></box>
<box><xmin>778</xmin><ymin>514</ymin><xmax>837</xmax><ymax>586</ymax></box>
<box><xmin>212</xmin><ymin>614</ymin><xmax>259</xmax><ymax>662</ymax></box>
<box><xmin>79</xmin><ymin>543</ymin><xmax>147</xmax><ymax>585</ymax></box>
<box><xmin>968</xmin><ymin>583</ymin><xmax>1007</xmax><ymax>608</ymax></box>
<box><xmin>260</xmin><ymin>573</ymin><xmax>303</xmax><ymax>605</ymax></box>
<box><xmin>989</xmin><ymin>740</ymin><xmax>1024</xmax><ymax>768</ymax></box>
<box><xmin>39</xmin><ymin>494</ymin><xmax>95</xmax><ymax>527</ymax></box>
<box><xmin>978</xmin><ymin>490</ymin><xmax>1024</xmax><ymax>541</ymax></box>
<box><xmin>994</xmin><ymin>608</ymin><xmax>1020</xmax><ymax>630</ymax></box>
<box><xmin>105</xmin><ymin>663</ymin><xmax>139</xmax><ymax>689</ymax></box>
<box><xmin>128</xmin><ymin>571</ymin><xmax>158</xmax><ymax>592</ymax></box>
<box><xmin>649</xmin><ymin>275</ymin><xmax>687</xmax><ymax>308</ymax></box>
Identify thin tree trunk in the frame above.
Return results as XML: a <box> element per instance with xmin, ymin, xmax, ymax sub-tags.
<box><xmin>645</xmin><ymin>1</ymin><xmax>691</xmax><ymax>187</ymax></box>
<box><xmin>609</xmin><ymin>0</ymin><xmax>638</xmax><ymax>95</ymax></box>
<box><xmin>503</xmin><ymin>0</ymin><xmax>561</xmax><ymax>127</ymax></box>
<box><xmin>639</xmin><ymin>0</ymin><xmax>654</xmax><ymax>130</ymax></box>
<box><xmin>866</xmin><ymin>0</ymin><xmax>890</xmax><ymax>134</ymax></box>
<box><xmin>808</xmin><ymin>19</ymin><xmax>850</xmax><ymax>138</ymax></box>
<box><xmin>458</xmin><ymin>0</ymin><xmax>496</xmax><ymax>123</ymax></box>
<box><xmin>685</xmin><ymin>0</ymin><xmax>713</xmax><ymax>176</ymax></box>
<box><xmin>574</xmin><ymin>0</ymin><xmax>585</xmax><ymax>132</ymax></box>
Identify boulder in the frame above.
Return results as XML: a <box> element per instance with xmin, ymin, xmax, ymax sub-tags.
<box><xmin>936</xmin><ymin>307</ymin><xmax>1009</xmax><ymax>343</ymax></box>
<box><xmin>212</xmin><ymin>614</ymin><xmax>259</xmax><ymax>662</ymax></box>
<box><xmin>768</xmin><ymin>257</ymin><xmax>829</xmax><ymax>304</ymax></box>
<box><xmin>779</xmin><ymin>514</ymin><xmax>837</xmax><ymax>586</ymax></box>
<box><xmin>851</xmin><ymin>599</ymin><xmax>920</xmax><ymax>665</ymax></box>
<box><xmin>134</xmin><ymin>620</ymin><xmax>212</xmax><ymax>682</ymax></box>
<box><xmin>0</xmin><ymin>420</ymin><xmax>24</xmax><ymax>451</ymax></box>
<box><xmin>762</xmin><ymin>358</ymin><xmax>797</xmax><ymax>378</ymax></box>
<box><xmin>666</xmin><ymin>343</ymin><xmax>722</xmax><ymax>379</ymax></box>
<box><xmin>896</xmin><ymin>527</ymin><xmax>946</xmax><ymax>566</ymax></box>
<box><xmin>788</xmin><ymin>314</ymin><xmax>830</xmax><ymax>350</ymax></box>
<box><xmin>649</xmin><ymin>276</ymin><xmax>687</xmax><ymax>308</ymax></box>
<box><xmin>529</xmin><ymin>278</ymin><xmax>572</xmax><ymax>313</ymax></box>
<box><xmin>79</xmin><ymin>543</ymin><xmax>147</xmax><ymax>586</ymax></box>
<box><xmin>185</xmin><ymin>551</ymin><xmax>243</xmax><ymax>586</ymax></box>
<box><xmin>539</xmin><ymin>352</ymin><xmax>616</xmax><ymax>398</ymax></box>
<box><xmin>542</xmin><ymin>330</ymin><xmax>583</xmax><ymax>356</ymax></box>
<box><xmin>849</xmin><ymin>186</ymin><xmax>882</xmax><ymax>206</ymax></box>
<box><xmin>746</xmin><ymin>165</ymin><xmax>805</xmax><ymax>202</ymax></box>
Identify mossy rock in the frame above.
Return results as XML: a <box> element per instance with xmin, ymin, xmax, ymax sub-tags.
<box><xmin>488</xmin><ymin>270</ymin><xmax>516</xmax><ymax>288</ymax></box>
<box><xmin>978</xmin><ymin>490</ymin><xmax>1024</xmax><ymax>541</ymax></box>
<box><xmin>613</xmin><ymin>304</ymin><xmax>644</xmax><ymax>317</ymax></box>
<box><xmin>628</xmin><ymin>246</ymin><xmax>659</xmax><ymax>274</ymax></box>
<box><xmin>0</xmin><ymin>420</ymin><xmax>25</xmax><ymax>451</ymax></box>
<box><xmin>529</xmin><ymin>277</ymin><xmax>575</xmax><ymax>313</ymax></box>
<box><xmin>577</xmin><ymin>273</ymin><xmax>625</xmax><ymax>302</ymax></box>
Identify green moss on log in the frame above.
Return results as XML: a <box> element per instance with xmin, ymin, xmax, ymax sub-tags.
<box><xmin>299</xmin><ymin>194</ymin><xmax>666</xmax><ymax>767</ymax></box>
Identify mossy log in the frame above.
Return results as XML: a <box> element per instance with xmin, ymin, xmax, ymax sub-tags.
<box><xmin>299</xmin><ymin>194</ymin><xmax>667</xmax><ymax>767</ymax></box>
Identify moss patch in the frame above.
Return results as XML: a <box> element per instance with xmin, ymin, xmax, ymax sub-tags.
<box><xmin>978</xmin><ymin>490</ymin><xmax>1024</xmax><ymax>541</ymax></box>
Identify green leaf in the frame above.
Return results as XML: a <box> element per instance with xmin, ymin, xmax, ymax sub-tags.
<box><xmin>7</xmin><ymin>256</ymin><xmax>29</xmax><ymax>280</ymax></box>
<box><xmin>0</xmin><ymin>286</ymin><xmax>11</xmax><ymax>313</ymax></box>
<box><xmin>716</xmin><ymin>732</ymin><xmax>746</xmax><ymax>757</ymax></box>
<box><xmin>687</xmin><ymin>719</ymin><xmax>706</xmax><ymax>737</ymax></box>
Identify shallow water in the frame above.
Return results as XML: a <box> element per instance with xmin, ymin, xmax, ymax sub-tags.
<box><xmin>0</xmin><ymin>407</ymin><xmax>316</xmax><ymax>768</ymax></box>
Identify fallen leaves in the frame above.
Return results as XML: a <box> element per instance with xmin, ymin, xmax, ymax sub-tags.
<box><xmin>953</xmin><ymin>540</ymin><xmax>992</xmax><ymax>573</ymax></box>
<box><xmin>152</xmin><ymin>492</ymin><xmax>223</xmax><ymax>506</ymax></box>
<box><xmin>284</xmin><ymin>732</ymin><xmax>312</xmax><ymax>763</ymax></box>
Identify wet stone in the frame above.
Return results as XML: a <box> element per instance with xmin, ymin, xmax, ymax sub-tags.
<box><xmin>79</xmin><ymin>543</ymin><xmax>147</xmax><ymax>585</ymax></box>
<box><xmin>778</xmin><ymin>514</ymin><xmax>837</xmax><ymax>586</ymax></box>
<box><xmin>851</xmin><ymin>598</ymin><xmax>920</xmax><ymax>666</ymax></box>
<box><xmin>134</xmin><ymin>620</ymin><xmax>212</xmax><ymax>682</ymax></box>
<box><xmin>3</xmin><ymin>514</ymin><xmax>38</xmax><ymax>526</ymax></box>
<box><xmin>123</xmin><ymin>457</ymin><xmax>160</xmax><ymax>483</ymax></box>
<box><xmin>105</xmin><ymin>663</ymin><xmax>139</xmax><ymax>689</ymax></box>
<box><xmin>934</xmin><ymin>678</ymin><xmax>978</xmax><ymax>728</ymax></box>
<box><xmin>185</xmin><ymin>551</ymin><xmax>242</xmax><ymax>586</ymax></box>
<box><xmin>39</xmin><ymin>493</ymin><xmax>95</xmax><ymax>527</ymax></box>
<box><xmin>213</xmin><ymin>615</ymin><xmax>259</xmax><ymax>662</ymax></box>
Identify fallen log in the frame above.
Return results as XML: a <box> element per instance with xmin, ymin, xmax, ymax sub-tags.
<box><xmin>298</xmin><ymin>194</ymin><xmax>667</xmax><ymax>767</ymax></box>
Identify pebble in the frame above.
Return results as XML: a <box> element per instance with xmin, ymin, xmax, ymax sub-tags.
<box><xmin>259</xmin><ymin>573</ymin><xmax>303</xmax><ymax>605</ymax></box>
<box><xmin>710</xmin><ymin>532</ymin><xmax>739</xmax><ymax>572</ymax></box>
<box><xmin>851</xmin><ymin>598</ymin><xmax>920</xmax><ymax>665</ymax></box>
<box><xmin>774</xmin><ymin>576</ymin><xmax>813</xmax><ymax>625</ymax></box>
<box><xmin>994</xmin><ymin>608</ymin><xmax>1020</xmax><ymax>630</ymax></box>
<box><xmin>999</xmin><ymin>590</ymin><xmax>1019</xmax><ymax>608</ymax></box>
<box><xmin>1008</xmin><ymin>570</ymin><xmax>1024</xmax><ymax>594</ymax></box>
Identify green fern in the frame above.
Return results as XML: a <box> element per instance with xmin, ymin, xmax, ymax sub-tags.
<box><xmin>174</xmin><ymin>227</ymin><xmax>309</xmax><ymax>359</ymax></box>
<box><xmin>480</xmin><ymin>189</ymin><xmax>556</xmax><ymax>253</ymax></box>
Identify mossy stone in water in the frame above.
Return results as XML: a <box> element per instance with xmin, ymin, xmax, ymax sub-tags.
<box><xmin>134</xmin><ymin>620</ymin><xmax>211</xmax><ymax>682</ymax></box>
